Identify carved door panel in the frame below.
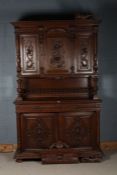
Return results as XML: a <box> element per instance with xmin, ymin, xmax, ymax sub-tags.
<box><xmin>75</xmin><ymin>32</ymin><xmax>95</xmax><ymax>73</ymax></box>
<box><xmin>41</xmin><ymin>28</ymin><xmax>73</xmax><ymax>74</ymax></box>
<box><xmin>59</xmin><ymin>112</ymin><xmax>98</xmax><ymax>148</ymax></box>
<box><xmin>20</xmin><ymin>35</ymin><xmax>39</xmax><ymax>75</ymax></box>
<box><xmin>20</xmin><ymin>113</ymin><xmax>56</xmax><ymax>150</ymax></box>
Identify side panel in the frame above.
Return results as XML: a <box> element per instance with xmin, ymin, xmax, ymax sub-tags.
<box><xmin>20</xmin><ymin>35</ymin><xmax>39</xmax><ymax>75</ymax></box>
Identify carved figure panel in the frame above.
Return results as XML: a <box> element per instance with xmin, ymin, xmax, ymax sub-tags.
<box><xmin>45</xmin><ymin>28</ymin><xmax>72</xmax><ymax>73</ymax></box>
<box><xmin>20</xmin><ymin>35</ymin><xmax>39</xmax><ymax>74</ymax></box>
<box><xmin>50</xmin><ymin>39</ymin><xmax>65</xmax><ymax>69</ymax></box>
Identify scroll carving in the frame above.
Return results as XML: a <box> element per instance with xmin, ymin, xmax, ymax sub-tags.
<box><xmin>50</xmin><ymin>141</ymin><xmax>69</xmax><ymax>149</ymax></box>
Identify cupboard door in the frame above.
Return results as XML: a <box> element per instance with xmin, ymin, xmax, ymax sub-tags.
<box><xmin>20</xmin><ymin>35</ymin><xmax>39</xmax><ymax>75</ymax></box>
<box><xmin>20</xmin><ymin>113</ymin><xmax>56</xmax><ymax>151</ymax></box>
<box><xmin>59</xmin><ymin>112</ymin><xmax>98</xmax><ymax>148</ymax></box>
<box><xmin>42</xmin><ymin>27</ymin><xmax>73</xmax><ymax>74</ymax></box>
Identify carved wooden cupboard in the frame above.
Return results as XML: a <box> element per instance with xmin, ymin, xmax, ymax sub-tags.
<box><xmin>12</xmin><ymin>14</ymin><xmax>103</xmax><ymax>163</ymax></box>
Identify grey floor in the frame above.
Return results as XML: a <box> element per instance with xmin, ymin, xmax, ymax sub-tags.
<box><xmin>0</xmin><ymin>151</ymin><xmax>117</xmax><ymax>175</ymax></box>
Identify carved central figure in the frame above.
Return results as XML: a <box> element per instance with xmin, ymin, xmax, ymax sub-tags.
<box><xmin>50</xmin><ymin>40</ymin><xmax>65</xmax><ymax>69</ymax></box>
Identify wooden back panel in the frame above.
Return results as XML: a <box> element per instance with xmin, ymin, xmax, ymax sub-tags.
<box><xmin>24</xmin><ymin>77</ymin><xmax>89</xmax><ymax>99</ymax></box>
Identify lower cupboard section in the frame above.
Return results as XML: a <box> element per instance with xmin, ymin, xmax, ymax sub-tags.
<box><xmin>15</xmin><ymin>111</ymin><xmax>103</xmax><ymax>163</ymax></box>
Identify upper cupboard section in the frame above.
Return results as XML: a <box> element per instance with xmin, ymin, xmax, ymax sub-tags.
<box><xmin>12</xmin><ymin>16</ymin><xmax>98</xmax><ymax>76</ymax></box>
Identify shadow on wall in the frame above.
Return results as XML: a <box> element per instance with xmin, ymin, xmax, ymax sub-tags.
<box><xmin>19</xmin><ymin>0</ymin><xmax>93</xmax><ymax>20</ymax></box>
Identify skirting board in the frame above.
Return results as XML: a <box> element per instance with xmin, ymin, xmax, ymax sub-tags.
<box><xmin>0</xmin><ymin>142</ymin><xmax>117</xmax><ymax>153</ymax></box>
<box><xmin>0</xmin><ymin>144</ymin><xmax>17</xmax><ymax>152</ymax></box>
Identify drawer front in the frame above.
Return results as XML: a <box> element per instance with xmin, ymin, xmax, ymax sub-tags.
<box><xmin>16</xmin><ymin>102</ymin><xmax>100</xmax><ymax>113</ymax></box>
<box><xmin>16</xmin><ymin>104</ymin><xmax>60</xmax><ymax>112</ymax></box>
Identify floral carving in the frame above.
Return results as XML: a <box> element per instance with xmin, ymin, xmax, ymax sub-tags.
<box><xmin>77</xmin><ymin>38</ymin><xmax>90</xmax><ymax>71</ymax></box>
<box><xmin>25</xmin><ymin>41</ymin><xmax>35</xmax><ymax>70</ymax></box>
<box><xmin>21</xmin><ymin>36</ymin><xmax>39</xmax><ymax>74</ymax></box>
<box><xmin>80</xmin><ymin>47</ymin><xmax>88</xmax><ymax>68</ymax></box>
<box><xmin>79</xmin><ymin>37</ymin><xmax>89</xmax><ymax>69</ymax></box>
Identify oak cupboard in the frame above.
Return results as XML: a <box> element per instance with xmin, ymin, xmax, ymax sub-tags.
<box><xmin>12</xmin><ymin>13</ymin><xmax>103</xmax><ymax>163</ymax></box>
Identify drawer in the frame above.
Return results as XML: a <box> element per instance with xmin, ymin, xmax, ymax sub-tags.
<box><xmin>16</xmin><ymin>104</ymin><xmax>58</xmax><ymax>112</ymax></box>
<box><xmin>15</xmin><ymin>100</ymin><xmax>100</xmax><ymax>113</ymax></box>
<box><xmin>42</xmin><ymin>152</ymin><xmax>78</xmax><ymax>164</ymax></box>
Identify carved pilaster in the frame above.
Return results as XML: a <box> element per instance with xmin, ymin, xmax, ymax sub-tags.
<box><xmin>89</xmin><ymin>75</ymin><xmax>99</xmax><ymax>99</ymax></box>
<box><xmin>67</xmin><ymin>27</ymin><xmax>76</xmax><ymax>74</ymax></box>
<box><xmin>93</xmin><ymin>25</ymin><xmax>98</xmax><ymax>73</ymax></box>
<box><xmin>17</xmin><ymin>78</ymin><xmax>26</xmax><ymax>100</ymax></box>
<box><xmin>38</xmin><ymin>27</ymin><xmax>45</xmax><ymax>74</ymax></box>
<box><xmin>16</xmin><ymin>34</ymin><xmax>21</xmax><ymax>76</ymax></box>
<box><xmin>94</xmin><ymin>55</ymin><xmax>98</xmax><ymax>73</ymax></box>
